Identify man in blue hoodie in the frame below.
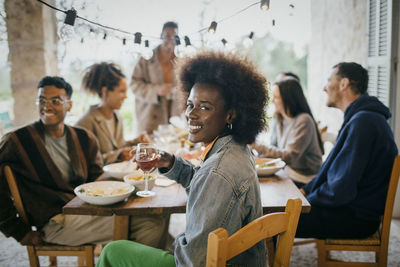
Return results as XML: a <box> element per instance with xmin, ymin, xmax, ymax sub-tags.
<box><xmin>296</xmin><ymin>62</ymin><xmax>398</xmax><ymax>238</ymax></box>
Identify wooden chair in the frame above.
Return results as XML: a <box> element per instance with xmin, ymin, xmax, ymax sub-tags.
<box><xmin>3</xmin><ymin>165</ymin><xmax>95</xmax><ymax>267</ymax></box>
<box><xmin>316</xmin><ymin>155</ymin><xmax>400</xmax><ymax>267</ymax></box>
<box><xmin>206</xmin><ymin>198</ymin><xmax>302</xmax><ymax>267</ymax></box>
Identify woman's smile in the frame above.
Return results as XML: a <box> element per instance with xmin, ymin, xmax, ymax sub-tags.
<box><xmin>188</xmin><ymin>124</ymin><xmax>203</xmax><ymax>133</ymax></box>
<box><xmin>185</xmin><ymin>83</ymin><xmax>231</xmax><ymax>146</ymax></box>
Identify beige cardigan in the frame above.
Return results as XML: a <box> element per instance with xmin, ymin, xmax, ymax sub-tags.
<box><xmin>130</xmin><ymin>46</ymin><xmax>182</xmax><ymax>134</ymax></box>
<box><xmin>76</xmin><ymin>105</ymin><xmax>138</xmax><ymax>164</ymax></box>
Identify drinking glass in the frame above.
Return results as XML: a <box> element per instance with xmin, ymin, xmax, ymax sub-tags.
<box><xmin>135</xmin><ymin>143</ymin><xmax>159</xmax><ymax>197</ymax></box>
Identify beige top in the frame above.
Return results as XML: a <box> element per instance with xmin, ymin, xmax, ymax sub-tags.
<box><xmin>75</xmin><ymin>105</ymin><xmax>137</xmax><ymax>164</ymax></box>
<box><xmin>255</xmin><ymin>113</ymin><xmax>323</xmax><ymax>177</ymax></box>
<box><xmin>130</xmin><ymin>46</ymin><xmax>182</xmax><ymax>134</ymax></box>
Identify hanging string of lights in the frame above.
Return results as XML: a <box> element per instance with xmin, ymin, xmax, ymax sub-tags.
<box><xmin>36</xmin><ymin>0</ymin><xmax>288</xmax><ymax>58</ymax></box>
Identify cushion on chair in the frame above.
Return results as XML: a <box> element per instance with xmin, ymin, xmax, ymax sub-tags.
<box><xmin>325</xmin><ymin>230</ymin><xmax>381</xmax><ymax>246</ymax></box>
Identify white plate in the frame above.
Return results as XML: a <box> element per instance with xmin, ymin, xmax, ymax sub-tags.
<box><xmin>74</xmin><ymin>181</ymin><xmax>134</xmax><ymax>205</ymax></box>
<box><xmin>103</xmin><ymin>161</ymin><xmax>137</xmax><ymax>179</ymax></box>
<box><xmin>255</xmin><ymin>158</ymin><xmax>286</xmax><ymax>176</ymax></box>
<box><xmin>123</xmin><ymin>170</ymin><xmax>156</xmax><ymax>191</ymax></box>
<box><xmin>155</xmin><ymin>177</ymin><xmax>176</xmax><ymax>187</ymax></box>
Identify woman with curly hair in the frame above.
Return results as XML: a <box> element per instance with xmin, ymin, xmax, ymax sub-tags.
<box><xmin>97</xmin><ymin>51</ymin><xmax>269</xmax><ymax>267</ymax></box>
<box><xmin>251</xmin><ymin>78</ymin><xmax>323</xmax><ymax>187</ymax></box>
<box><xmin>76</xmin><ymin>62</ymin><xmax>150</xmax><ymax>164</ymax></box>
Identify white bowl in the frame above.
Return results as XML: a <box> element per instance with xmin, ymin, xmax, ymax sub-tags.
<box><xmin>255</xmin><ymin>158</ymin><xmax>286</xmax><ymax>176</ymax></box>
<box><xmin>123</xmin><ymin>170</ymin><xmax>156</xmax><ymax>191</ymax></box>
<box><xmin>74</xmin><ymin>181</ymin><xmax>134</xmax><ymax>205</ymax></box>
<box><xmin>103</xmin><ymin>161</ymin><xmax>137</xmax><ymax>179</ymax></box>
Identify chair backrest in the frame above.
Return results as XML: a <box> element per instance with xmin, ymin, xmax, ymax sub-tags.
<box><xmin>4</xmin><ymin>165</ymin><xmax>30</xmax><ymax>226</ymax></box>
<box><xmin>380</xmin><ymin>155</ymin><xmax>400</xmax><ymax>247</ymax></box>
<box><xmin>206</xmin><ymin>198</ymin><xmax>302</xmax><ymax>267</ymax></box>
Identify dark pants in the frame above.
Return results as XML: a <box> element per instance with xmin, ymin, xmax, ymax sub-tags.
<box><xmin>296</xmin><ymin>205</ymin><xmax>380</xmax><ymax>239</ymax></box>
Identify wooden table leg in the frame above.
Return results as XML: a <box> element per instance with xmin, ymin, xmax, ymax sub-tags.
<box><xmin>113</xmin><ymin>216</ymin><xmax>129</xmax><ymax>240</ymax></box>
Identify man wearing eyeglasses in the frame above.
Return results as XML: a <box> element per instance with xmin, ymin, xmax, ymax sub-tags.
<box><xmin>0</xmin><ymin>76</ymin><xmax>113</xmax><ymax>246</ymax></box>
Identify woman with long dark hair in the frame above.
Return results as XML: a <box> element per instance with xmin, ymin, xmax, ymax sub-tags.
<box><xmin>252</xmin><ymin>77</ymin><xmax>323</xmax><ymax>186</ymax></box>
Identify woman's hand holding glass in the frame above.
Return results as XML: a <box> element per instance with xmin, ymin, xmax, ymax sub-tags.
<box><xmin>157</xmin><ymin>150</ymin><xmax>175</xmax><ymax>170</ymax></box>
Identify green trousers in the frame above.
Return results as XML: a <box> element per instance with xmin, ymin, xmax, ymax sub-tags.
<box><xmin>96</xmin><ymin>240</ymin><xmax>175</xmax><ymax>267</ymax></box>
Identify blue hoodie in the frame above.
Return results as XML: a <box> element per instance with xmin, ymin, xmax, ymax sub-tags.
<box><xmin>304</xmin><ymin>94</ymin><xmax>398</xmax><ymax>221</ymax></box>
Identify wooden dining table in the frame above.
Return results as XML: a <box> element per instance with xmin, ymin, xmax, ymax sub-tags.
<box><xmin>63</xmin><ymin>170</ymin><xmax>310</xmax><ymax>240</ymax></box>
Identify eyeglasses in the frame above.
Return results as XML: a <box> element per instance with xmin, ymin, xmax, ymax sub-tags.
<box><xmin>35</xmin><ymin>97</ymin><xmax>69</xmax><ymax>107</ymax></box>
<box><xmin>161</xmin><ymin>36</ymin><xmax>176</xmax><ymax>41</ymax></box>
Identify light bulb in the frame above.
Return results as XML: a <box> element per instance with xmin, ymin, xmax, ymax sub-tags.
<box><xmin>174</xmin><ymin>45</ymin><xmax>186</xmax><ymax>57</ymax></box>
<box><xmin>58</xmin><ymin>24</ymin><xmax>75</xmax><ymax>41</ymax></box>
<box><xmin>260</xmin><ymin>0</ymin><xmax>270</xmax><ymax>11</ymax></box>
<box><xmin>185</xmin><ymin>45</ymin><xmax>197</xmax><ymax>56</ymax></box>
<box><xmin>243</xmin><ymin>38</ymin><xmax>254</xmax><ymax>48</ymax></box>
<box><xmin>142</xmin><ymin>40</ymin><xmax>153</xmax><ymax>60</ymax></box>
<box><xmin>142</xmin><ymin>47</ymin><xmax>153</xmax><ymax>60</ymax></box>
<box><xmin>208</xmin><ymin>21</ymin><xmax>218</xmax><ymax>34</ymax></box>
<box><xmin>223</xmin><ymin>42</ymin><xmax>235</xmax><ymax>52</ymax></box>
<box><xmin>58</xmin><ymin>8</ymin><xmax>77</xmax><ymax>42</ymax></box>
<box><xmin>183</xmin><ymin>36</ymin><xmax>196</xmax><ymax>56</ymax></box>
<box><xmin>133</xmin><ymin>43</ymin><xmax>142</xmax><ymax>53</ymax></box>
<box><xmin>89</xmin><ymin>29</ymin><xmax>97</xmax><ymax>39</ymax></box>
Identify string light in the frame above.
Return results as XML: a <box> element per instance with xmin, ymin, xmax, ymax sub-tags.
<box><xmin>260</xmin><ymin>0</ymin><xmax>270</xmax><ymax>11</ymax></box>
<box><xmin>243</xmin><ymin>31</ymin><xmax>254</xmax><ymax>48</ymax></box>
<box><xmin>36</xmin><ymin>0</ymin><xmax>287</xmax><ymax>59</ymax></box>
<box><xmin>132</xmin><ymin>32</ymin><xmax>143</xmax><ymax>56</ymax></box>
<box><xmin>184</xmin><ymin>36</ymin><xmax>196</xmax><ymax>56</ymax></box>
<box><xmin>134</xmin><ymin>32</ymin><xmax>142</xmax><ymax>45</ymax></box>
<box><xmin>208</xmin><ymin>21</ymin><xmax>218</xmax><ymax>34</ymax></box>
<box><xmin>58</xmin><ymin>8</ymin><xmax>76</xmax><ymax>41</ymax></box>
<box><xmin>89</xmin><ymin>28</ymin><xmax>96</xmax><ymax>39</ymax></box>
<box><xmin>142</xmin><ymin>40</ymin><xmax>153</xmax><ymax>60</ymax></box>
<box><xmin>41</xmin><ymin>0</ymin><xmax>274</xmax><ymax>43</ymax></box>
<box><xmin>174</xmin><ymin>35</ymin><xmax>186</xmax><ymax>57</ymax></box>
<box><xmin>220</xmin><ymin>38</ymin><xmax>235</xmax><ymax>52</ymax></box>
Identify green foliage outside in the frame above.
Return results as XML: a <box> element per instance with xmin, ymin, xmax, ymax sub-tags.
<box><xmin>243</xmin><ymin>33</ymin><xmax>308</xmax><ymax>92</ymax></box>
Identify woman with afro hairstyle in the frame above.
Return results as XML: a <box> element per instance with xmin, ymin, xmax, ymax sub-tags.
<box><xmin>97</xmin><ymin>51</ymin><xmax>269</xmax><ymax>267</ymax></box>
<box><xmin>76</xmin><ymin>62</ymin><xmax>150</xmax><ymax>164</ymax></box>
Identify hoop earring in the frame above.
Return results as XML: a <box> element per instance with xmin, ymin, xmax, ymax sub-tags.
<box><xmin>228</xmin><ymin>123</ymin><xmax>232</xmax><ymax>130</ymax></box>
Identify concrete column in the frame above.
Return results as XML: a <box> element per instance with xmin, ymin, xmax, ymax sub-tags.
<box><xmin>5</xmin><ymin>0</ymin><xmax>58</xmax><ymax>126</ymax></box>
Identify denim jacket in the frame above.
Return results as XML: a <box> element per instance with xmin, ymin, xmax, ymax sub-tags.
<box><xmin>162</xmin><ymin>135</ymin><xmax>266</xmax><ymax>267</ymax></box>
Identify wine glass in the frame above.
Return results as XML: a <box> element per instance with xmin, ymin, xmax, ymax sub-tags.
<box><xmin>135</xmin><ymin>143</ymin><xmax>159</xmax><ymax>197</ymax></box>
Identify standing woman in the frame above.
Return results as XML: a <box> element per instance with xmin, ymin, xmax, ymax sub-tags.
<box><xmin>252</xmin><ymin>78</ymin><xmax>324</xmax><ymax>186</ymax></box>
<box><xmin>76</xmin><ymin>62</ymin><xmax>149</xmax><ymax>164</ymax></box>
<box><xmin>97</xmin><ymin>51</ymin><xmax>269</xmax><ymax>266</ymax></box>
